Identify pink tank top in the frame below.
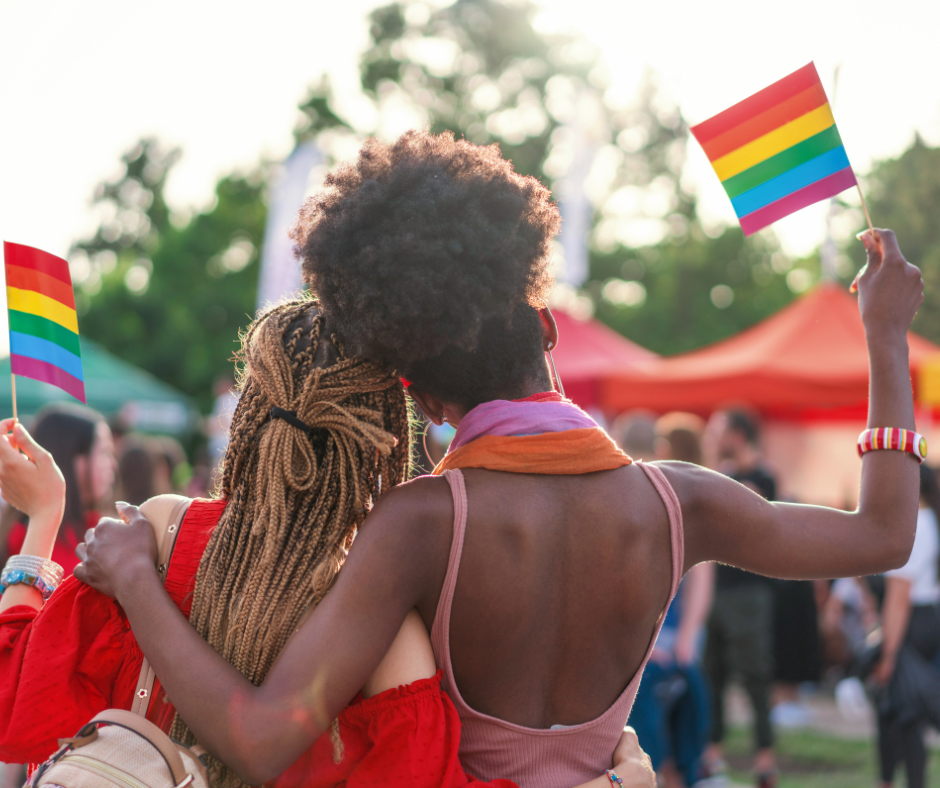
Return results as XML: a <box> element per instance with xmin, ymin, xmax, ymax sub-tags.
<box><xmin>430</xmin><ymin>463</ymin><xmax>685</xmax><ymax>788</ymax></box>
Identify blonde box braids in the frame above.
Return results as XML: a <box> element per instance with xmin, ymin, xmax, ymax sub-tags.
<box><xmin>170</xmin><ymin>300</ymin><xmax>412</xmax><ymax>785</ymax></box>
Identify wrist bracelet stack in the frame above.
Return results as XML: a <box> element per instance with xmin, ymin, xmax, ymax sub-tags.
<box><xmin>604</xmin><ymin>768</ymin><xmax>624</xmax><ymax>786</ymax></box>
<box><xmin>0</xmin><ymin>555</ymin><xmax>64</xmax><ymax>601</ymax></box>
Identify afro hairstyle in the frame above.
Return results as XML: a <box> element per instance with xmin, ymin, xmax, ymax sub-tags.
<box><xmin>291</xmin><ymin>130</ymin><xmax>560</xmax><ymax>394</ymax></box>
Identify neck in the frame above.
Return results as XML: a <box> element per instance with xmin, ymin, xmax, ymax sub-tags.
<box><xmin>444</xmin><ymin>376</ymin><xmax>555</xmax><ymax>428</ymax></box>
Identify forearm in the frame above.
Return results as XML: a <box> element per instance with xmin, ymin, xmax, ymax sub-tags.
<box><xmin>0</xmin><ymin>510</ymin><xmax>60</xmax><ymax>613</ymax></box>
<box><xmin>117</xmin><ymin>568</ymin><xmax>309</xmax><ymax>783</ymax></box>
<box><xmin>857</xmin><ymin>334</ymin><xmax>920</xmax><ymax>561</ymax></box>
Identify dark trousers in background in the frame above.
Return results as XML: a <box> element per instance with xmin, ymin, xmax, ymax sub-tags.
<box><xmin>877</xmin><ymin>604</ymin><xmax>940</xmax><ymax>788</ymax></box>
<box><xmin>705</xmin><ymin>584</ymin><xmax>775</xmax><ymax>751</ymax></box>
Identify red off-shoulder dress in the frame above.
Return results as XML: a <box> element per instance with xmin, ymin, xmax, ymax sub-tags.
<box><xmin>0</xmin><ymin>498</ymin><xmax>516</xmax><ymax>788</ymax></box>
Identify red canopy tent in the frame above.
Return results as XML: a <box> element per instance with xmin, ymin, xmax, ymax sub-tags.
<box><xmin>600</xmin><ymin>282</ymin><xmax>940</xmax><ymax>420</ymax></box>
<box><xmin>551</xmin><ymin>310</ymin><xmax>658</xmax><ymax>411</ymax></box>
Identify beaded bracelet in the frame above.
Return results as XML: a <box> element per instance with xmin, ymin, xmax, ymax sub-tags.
<box><xmin>0</xmin><ymin>555</ymin><xmax>64</xmax><ymax>601</ymax></box>
<box><xmin>604</xmin><ymin>769</ymin><xmax>624</xmax><ymax>786</ymax></box>
<box><xmin>858</xmin><ymin>428</ymin><xmax>928</xmax><ymax>464</ymax></box>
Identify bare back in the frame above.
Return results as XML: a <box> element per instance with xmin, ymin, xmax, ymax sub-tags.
<box><xmin>431</xmin><ymin>463</ymin><xmax>675</xmax><ymax>727</ymax></box>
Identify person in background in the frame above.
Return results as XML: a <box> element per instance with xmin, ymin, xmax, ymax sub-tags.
<box><xmin>207</xmin><ymin>375</ymin><xmax>239</xmax><ymax>486</ymax></box>
<box><xmin>701</xmin><ymin>408</ymin><xmax>777</xmax><ymax>788</ymax></box>
<box><xmin>629</xmin><ymin>413</ymin><xmax>714</xmax><ymax>788</ymax></box>
<box><xmin>611</xmin><ymin>411</ymin><xmax>657</xmax><ymax>461</ymax></box>
<box><xmin>820</xmin><ymin>577</ymin><xmax>878</xmax><ymax>676</ymax></box>
<box><xmin>873</xmin><ymin>463</ymin><xmax>940</xmax><ymax>788</ymax></box>
<box><xmin>151</xmin><ymin>436</ymin><xmax>188</xmax><ymax>494</ymax></box>
<box><xmin>5</xmin><ymin>403</ymin><xmax>116</xmax><ymax>573</ymax></box>
<box><xmin>116</xmin><ymin>436</ymin><xmax>156</xmax><ymax>506</ymax></box>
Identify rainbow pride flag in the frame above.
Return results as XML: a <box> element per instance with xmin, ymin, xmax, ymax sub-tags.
<box><xmin>691</xmin><ymin>62</ymin><xmax>856</xmax><ymax>235</ymax></box>
<box><xmin>3</xmin><ymin>242</ymin><xmax>85</xmax><ymax>402</ymax></box>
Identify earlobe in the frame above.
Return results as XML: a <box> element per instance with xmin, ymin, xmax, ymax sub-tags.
<box><xmin>539</xmin><ymin>307</ymin><xmax>559</xmax><ymax>352</ymax></box>
<box><xmin>406</xmin><ymin>386</ymin><xmax>447</xmax><ymax>426</ymax></box>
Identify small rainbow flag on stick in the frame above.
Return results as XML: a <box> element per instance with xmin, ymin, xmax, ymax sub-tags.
<box><xmin>691</xmin><ymin>62</ymin><xmax>868</xmax><ymax>236</ymax></box>
<box><xmin>3</xmin><ymin>242</ymin><xmax>85</xmax><ymax>407</ymax></box>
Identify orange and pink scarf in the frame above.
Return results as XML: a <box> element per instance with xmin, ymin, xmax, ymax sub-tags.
<box><xmin>432</xmin><ymin>392</ymin><xmax>632</xmax><ymax>475</ymax></box>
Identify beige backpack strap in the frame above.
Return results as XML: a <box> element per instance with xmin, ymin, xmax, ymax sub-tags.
<box><xmin>87</xmin><ymin>709</ymin><xmax>193</xmax><ymax>786</ymax></box>
<box><xmin>131</xmin><ymin>496</ymin><xmax>192</xmax><ymax>718</ymax></box>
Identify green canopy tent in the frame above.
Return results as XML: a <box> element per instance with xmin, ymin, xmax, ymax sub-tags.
<box><xmin>0</xmin><ymin>339</ymin><xmax>198</xmax><ymax>435</ymax></box>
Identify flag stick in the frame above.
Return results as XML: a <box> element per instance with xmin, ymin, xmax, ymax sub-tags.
<box><xmin>10</xmin><ymin>373</ymin><xmax>17</xmax><ymax>425</ymax></box>
<box><xmin>850</xmin><ymin>183</ymin><xmax>878</xmax><ymax>293</ymax></box>
<box><xmin>857</xmin><ymin>184</ymin><xmax>876</xmax><ymax>236</ymax></box>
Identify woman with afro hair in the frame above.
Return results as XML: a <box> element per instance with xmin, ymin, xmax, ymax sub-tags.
<box><xmin>74</xmin><ymin>131</ymin><xmax>923</xmax><ymax>788</ymax></box>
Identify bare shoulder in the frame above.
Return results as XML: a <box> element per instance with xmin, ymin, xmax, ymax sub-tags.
<box><xmin>346</xmin><ymin>474</ymin><xmax>456</xmax><ymax>619</ymax></box>
<box><xmin>365</xmin><ymin>474</ymin><xmax>455</xmax><ymax>535</ymax></box>
<box><xmin>652</xmin><ymin>460</ymin><xmax>737</xmax><ymax>510</ymax></box>
<box><xmin>652</xmin><ymin>460</ymin><xmax>778</xmax><ymax>570</ymax></box>
<box><xmin>362</xmin><ymin>609</ymin><xmax>436</xmax><ymax>697</ymax></box>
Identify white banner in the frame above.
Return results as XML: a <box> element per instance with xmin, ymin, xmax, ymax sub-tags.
<box><xmin>256</xmin><ymin>142</ymin><xmax>322</xmax><ymax>310</ymax></box>
<box><xmin>556</xmin><ymin>91</ymin><xmax>602</xmax><ymax>288</ymax></box>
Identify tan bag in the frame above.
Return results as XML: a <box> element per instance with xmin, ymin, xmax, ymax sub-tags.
<box><xmin>30</xmin><ymin>497</ymin><xmax>210</xmax><ymax>788</ymax></box>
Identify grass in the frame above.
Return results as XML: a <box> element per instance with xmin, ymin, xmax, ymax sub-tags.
<box><xmin>723</xmin><ymin>725</ymin><xmax>938</xmax><ymax>788</ymax></box>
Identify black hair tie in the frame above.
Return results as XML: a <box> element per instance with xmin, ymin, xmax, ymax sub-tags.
<box><xmin>270</xmin><ymin>407</ymin><xmax>316</xmax><ymax>435</ymax></box>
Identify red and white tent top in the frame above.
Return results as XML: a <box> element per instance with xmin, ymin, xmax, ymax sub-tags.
<box><xmin>599</xmin><ymin>282</ymin><xmax>940</xmax><ymax>419</ymax></box>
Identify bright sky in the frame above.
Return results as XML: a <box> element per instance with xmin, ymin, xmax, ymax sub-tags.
<box><xmin>1</xmin><ymin>0</ymin><xmax>938</xmax><ymax>271</ymax></box>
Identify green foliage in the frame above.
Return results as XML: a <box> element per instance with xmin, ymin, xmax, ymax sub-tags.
<box><xmin>859</xmin><ymin>136</ymin><xmax>940</xmax><ymax>345</ymax></box>
<box><xmin>295</xmin><ymin>75</ymin><xmax>354</xmax><ymax>143</ymax></box>
<box><xmin>590</xmin><ymin>228</ymin><xmax>802</xmax><ymax>355</ymax></box>
<box><xmin>71</xmin><ymin>140</ymin><xmax>266</xmax><ymax>412</ymax></box>
<box><xmin>360</xmin><ymin>0</ymin><xmax>589</xmax><ymax>179</ymax></box>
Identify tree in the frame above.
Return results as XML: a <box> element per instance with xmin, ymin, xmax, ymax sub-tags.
<box><xmin>74</xmin><ymin>0</ymin><xmax>824</xmax><ymax>410</ymax></box>
<box><xmin>854</xmin><ymin>136</ymin><xmax>940</xmax><ymax>344</ymax></box>
<box><xmin>357</xmin><ymin>0</ymin><xmax>808</xmax><ymax>355</ymax></box>
<box><xmin>71</xmin><ymin>140</ymin><xmax>266</xmax><ymax>412</ymax></box>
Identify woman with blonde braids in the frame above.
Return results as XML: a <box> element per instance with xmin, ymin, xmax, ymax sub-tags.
<box><xmin>0</xmin><ymin>299</ymin><xmax>650</xmax><ymax>788</ymax></box>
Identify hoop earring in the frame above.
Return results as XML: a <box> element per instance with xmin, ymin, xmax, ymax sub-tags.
<box><xmin>547</xmin><ymin>348</ymin><xmax>566</xmax><ymax>398</ymax></box>
<box><xmin>422</xmin><ymin>420</ymin><xmax>433</xmax><ymax>461</ymax></box>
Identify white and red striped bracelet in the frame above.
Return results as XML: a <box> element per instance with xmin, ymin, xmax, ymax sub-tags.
<box><xmin>857</xmin><ymin>428</ymin><xmax>928</xmax><ymax>464</ymax></box>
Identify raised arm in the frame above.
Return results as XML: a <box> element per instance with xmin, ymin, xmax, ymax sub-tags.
<box><xmin>671</xmin><ymin>229</ymin><xmax>923</xmax><ymax>579</ymax></box>
<box><xmin>0</xmin><ymin>420</ymin><xmax>65</xmax><ymax>614</ymax></box>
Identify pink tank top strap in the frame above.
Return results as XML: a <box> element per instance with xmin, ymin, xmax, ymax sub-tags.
<box><xmin>637</xmin><ymin>461</ymin><xmax>685</xmax><ymax>602</ymax></box>
<box><xmin>430</xmin><ymin>469</ymin><xmax>468</xmax><ymax>672</ymax></box>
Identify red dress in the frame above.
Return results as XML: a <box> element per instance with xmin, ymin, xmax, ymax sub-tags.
<box><xmin>0</xmin><ymin>499</ymin><xmax>516</xmax><ymax>788</ymax></box>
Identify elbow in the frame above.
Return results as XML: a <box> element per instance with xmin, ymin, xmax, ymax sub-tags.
<box><xmin>884</xmin><ymin>531</ymin><xmax>915</xmax><ymax>572</ymax></box>
<box><xmin>219</xmin><ymin>743</ymin><xmax>293</xmax><ymax>785</ymax></box>
<box><xmin>224</xmin><ymin>750</ymin><xmax>285</xmax><ymax>787</ymax></box>
<box><xmin>865</xmin><ymin>512</ymin><xmax>916</xmax><ymax>573</ymax></box>
<box><xmin>231</xmin><ymin>763</ymin><xmax>276</xmax><ymax>788</ymax></box>
<box><xmin>208</xmin><ymin>712</ymin><xmax>319</xmax><ymax>786</ymax></box>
